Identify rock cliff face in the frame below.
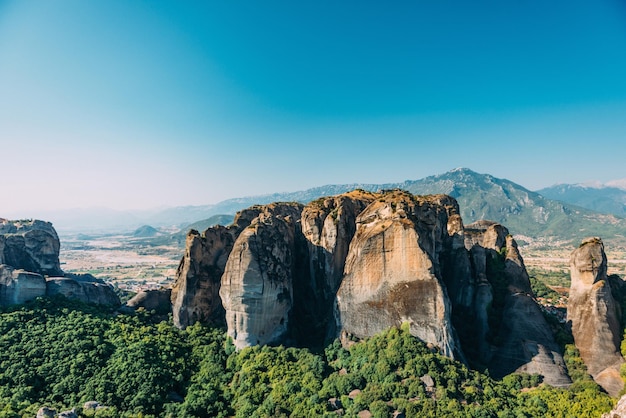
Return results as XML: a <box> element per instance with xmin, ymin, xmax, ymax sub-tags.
<box><xmin>171</xmin><ymin>190</ymin><xmax>572</xmax><ymax>386</ymax></box>
<box><xmin>171</xmin><ymin>227</ymin><xmax>235</xmax><ymax>328</ymax></box>
<box><xmin>568</xmin><ymin>237</ymin><xmax>624</xmax><ymax>396</ymax></box>
<box><xmin>46</xmin><ymin>277</ymin><xmax>120</xmax><ymax>306</ymax></box>
<box><xmin>0</xmin><ymin>264</ymin><xmax>47</xmax><ymax>305</ymax></box>
<box><xmin>454</xmin><ymin>222</ymin><xmax>570</xmax><ymax>386</ymax></box>
<box><xmin>0</xmin><ymin>218</ymin><xmax>121</xmax><ymax>307</ymax></box>
<box><xmin>300</xmin><ymin>190</ymin><xmax>377</xmax><ymax>342</ymax></box>
<box><xmin>336</xmin><ymin>191</ymin><xmax>462</xmax><ymax>359</ymax></box>
<box><xmin>220</xmin><ymin>202</ymin><xmax>304</xmax><ymax>349</ymax></box>
<box><xmin>0</xmin><ymin>219</ymin><xmax>62</xmax><ymax>276</ymax></box>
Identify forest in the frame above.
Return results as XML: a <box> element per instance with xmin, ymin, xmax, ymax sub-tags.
<box><xmin>0</xmin><ymin>296</ymin><xmax>618</xmax><ymax>418</ymax></box>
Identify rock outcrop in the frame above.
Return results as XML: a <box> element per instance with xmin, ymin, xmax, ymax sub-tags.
<box><xmin>172</xmin><ymin>190</ymin><xmax>572</xmax><ymax>387</ymax></box>
<box><xmin>0</xmin><ymin>219</ymin><xmax>62</xmax><ymax>276</ymax></box>
<box><xmin>171</xmin><ymin>227</ymin><xmax>235</xmax><ymax>328</ymax></box>
<box><xmin>300</xmin><ymin>190</ymin><xmax>377</xmax><ymax>343</ymax></box>
<box><xmin>0</xmin><ymin>264</ymin><xmax>47</xmax><ymax>305</ymax></box>
<box><xmin>0</xmin><ymin>219</ymin><xmax>124</xmax><ymax>308</ymax></box>
<box><xmin>568</xmin><ymin>237</ymin><xmax>624</xmax><ymax>396</ymax></box>
<box><xmin>46</xmin><ymin>277</ymin><xmax>120</xmax><ymax>306</ymax></box>
<box><xmin>336</xmin><ymin>191</ymin><xmax>462</xmax><ymax>359</ymax></box>
<box><xmin>455</xmin><ymin>221</ymin><xmax>571</xmax><ymax>387</ymax></box>
<box><xmin>220</xmin><ymin>202</ymin><xmax>304</xmax><ymax>349</ymax></box>
<box><xmin>125</xmin><ymin>288</ymin><xmax>172</xmax><ymax>314</ymax></box>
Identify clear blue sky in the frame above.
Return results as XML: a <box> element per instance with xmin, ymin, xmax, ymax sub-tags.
<box><xmin>1</xmin><ymin>0</ymin><xmax>626</xmax><ymax>213</ymax></box>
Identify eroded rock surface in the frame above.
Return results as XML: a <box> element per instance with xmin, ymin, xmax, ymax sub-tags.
<box><xmin>46</xmin><ymin>277</ymin><xmax>120</xmax><ymax>306</ymax></box>
<box><xmin>568</xmin><ymin>237</ymin><xmax>624</xmax><ymax>396</ymax></box>
<box><xmin>0</xmin><ymin>264</ymin><xmax>47</xmax><ymax>305</ymax></box>
<box><xmin>125</xmin><ymin>288</ymin><xmax>172</xmax><ymax>315</ymax></box>
<box><xmin>171</xmin><ymin>227</ymin><xmax>235</xmax><ymax>328</ymax></box>
<box><xmin>336</xmin><ymin>191</ymin><xmax>462</xmax><ymax>359</ymax></box>
<box><xmin>299</xmin><ymin>190</ymin><xmax>377</xmax><ymax>342</ymax></box>
<box><xmin>460</xmin><ymin>222</ymin><xmax>570</xmax><ymax>387</ymax></box>
<box><xmin>220</xmin><ymin>203</ymin><xmax>305</xmax><ymax>349</ymax></box>
<box><xmin>0</xmin><ymin>219</ymin><xmax>62</xmax><ymax>276</ymax></box>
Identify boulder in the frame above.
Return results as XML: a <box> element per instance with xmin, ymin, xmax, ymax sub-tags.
<box><xmin>125</xmin><ymin>288</ymin><xmax>172</xmax><ymax>314</ymax></box>
<box><xmin>0</xmin><ymin>264</ymin><xmax>46</xmax><ymax>306</ymax></box>
<box><xmin>57</xmin><ymin>410</ymin><xmax>78</xmax><ymax>418</ymax></box>
<box><xmin>336</xmin><ymin>191</ymin><xmax>462</xmax><ymax>359</ymax></box>
<box><xmin>46</xmin><ymin>277</ymin><xmax>120</xmax><ymax>306</ymax></box>
<box><xmin>0</xmin><ymin>219</ymin><xmax>62</xmax><ymax>276</ymax></box>
<box><xmin>36</xmin><ymin>407</ymin><xmax>56</xmax><ymax>418</ymax></box>
<box><xmin>220</xmin><ymin>203</ymin><xmax>304</xmax><ymax>349</ymax></box>
<box><xmin>568</xmin><ymin>237</ymin><xmax>624</xmax><ymax>396</ymax></box>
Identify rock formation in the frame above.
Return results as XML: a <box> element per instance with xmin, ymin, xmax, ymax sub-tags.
<box><xmin>455</xmin><ymin>221</ymin><xmax>571</xmax><ymax>386</ymax></box>
<box><xmin>0</xmin><ymin>218</ymin><xmax>124</xmax><ymax>308</ymax></box>
<box><xmin>171</xmin><ymin>227</ymin><xmax>235</xmax><ymax>328</ymax></box>
<box><xmin>336</xmin><ymin>191</ymin><xmax>462</xmax><ymax>359</ymax></box>
<box><xmin>171</xmin><ymin>190</ymin><xmax>573</xmax><ymax>387</ymax></box>
<box><xmin>220</xmin><ymin>202</ymin><xmax>304</xmax><ymax>349</ymax></box>
<box><xmin>125</xmin><ymin>288</ymin><xmax>172</xmax><ymax>315</ymax></box>
<box><xmin>46</xmin><ymin>277</ymin><xmax>120</xmax><ymax>306</ymax></box>
<box><xmin>0</xmin><ymin>219</ymin><xmax>62</xmax><ymax>276</ymax></box>
<box><xmin>299</xmin><ymin>190</ymin><xmax>377</xmax><ymax>343</ymax></box>
<box><xmin>568</xmin><ymin>237</ymin><xmax>624</xmax><ymax>396</ymax></box>
<box><xmin>0</xmin><ymin>264</ymin><xmax>47</xmax><ymax>305</ymax></box>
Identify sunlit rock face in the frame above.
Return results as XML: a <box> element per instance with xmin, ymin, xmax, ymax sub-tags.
<box><xmin>220</xmin><ymin>203</ymin><xmax>304</xmax><ymax>349</ymax></box>
<box><xmin>336</xmin><ymin>191</ymin><xmax>463</xmax><ymax>359</ymax></box>
<box><xmin>568</xmin><ymin>237</ymin><xmax>624</xmax><ymax>397</ymax></box>
<box><xmin>173</xmin><ymin>189</ymin><xmax>571</xmax><ymax>388</ymax></box>
<box><xmin>170</xmin><ymin>205</ymin><xmax>266</xmax><ymax>329</ymax></box>
<box><xmin>0</xmin><ymin>219</ymin><xmax>62</xmax><ymax>277</ymax></box>
<box><xmin>0</xmin><ymin>264</ymin><xmax>47</xmax><ymax>305</ymax></box>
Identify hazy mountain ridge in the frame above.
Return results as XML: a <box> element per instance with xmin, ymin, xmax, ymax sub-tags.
<box><xmin>538</xmin><ymin>183</ymin><xmax>626</xmax><ymax>217</ymax></box>
<box><xmin>202</xmin><ymin>168</ymin><xmax>626</xmax><ymax>246</ymax></box>
<box><xmin>15</xmin><ymin>168</ymin><xmax>626</xmax><ymax>246</ymax></box>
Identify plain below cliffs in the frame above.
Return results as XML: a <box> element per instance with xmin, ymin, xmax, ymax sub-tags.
<box><xmin>568</xmin><ymin>237</ymin><xmax>625</xmax><ymax>397</ymax></box>
<box><xmin>171</xmin><ymin>189</ymin><xmax>571</xmax><ymax>386</ymax></box>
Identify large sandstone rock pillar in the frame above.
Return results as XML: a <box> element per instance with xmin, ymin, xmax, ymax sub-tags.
<box><xmin>220</xmin><ymin>203</ymin><xmax>304</xmax><ymax>349</ymax></box>
<box><xmin>336</xmin><ymin>191</ymin><xmax>462</xmax><ymax>359</ymax></box>
<box><xmin>171</xmin><ymin>227</ymin><xmax>235</xmax><ymax>328</ymax></box>
<box><xmin>568</xmin><ymin>237</ymin><xmax>624</xmax><ymax>396</ymax></box>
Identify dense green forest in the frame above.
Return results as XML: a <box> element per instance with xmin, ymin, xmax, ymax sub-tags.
<box><xmin>0</xmin><ymin>296</ymin><xmax>617</xmax><ymax>418</ymax></box>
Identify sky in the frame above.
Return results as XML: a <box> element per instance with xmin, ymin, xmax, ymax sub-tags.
<box><xmin>1</xmin><ymin>0</ymin><xmax>626</xmax><ymax>215</ymax></box>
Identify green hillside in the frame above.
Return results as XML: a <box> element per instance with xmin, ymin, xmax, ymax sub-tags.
<box><xmin>0</xmin><ymin>297</ymin><xmax>615</xmax><ymax>417</ymax></box>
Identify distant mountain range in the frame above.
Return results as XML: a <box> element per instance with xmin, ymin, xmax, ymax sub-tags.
<box><xmin>538</xmin><ymin>183</ymin><xmax>626</xmax><ymax>217</ymax></box>
<box><xmin>10</xmin><ymin>168</ymin><xmax>626</xmax><ymax>247</ymax></box>
<box><xmin>197</xmin><ymin>168</ymin><xmax>626</xmax><ymax>246</ymax></box>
